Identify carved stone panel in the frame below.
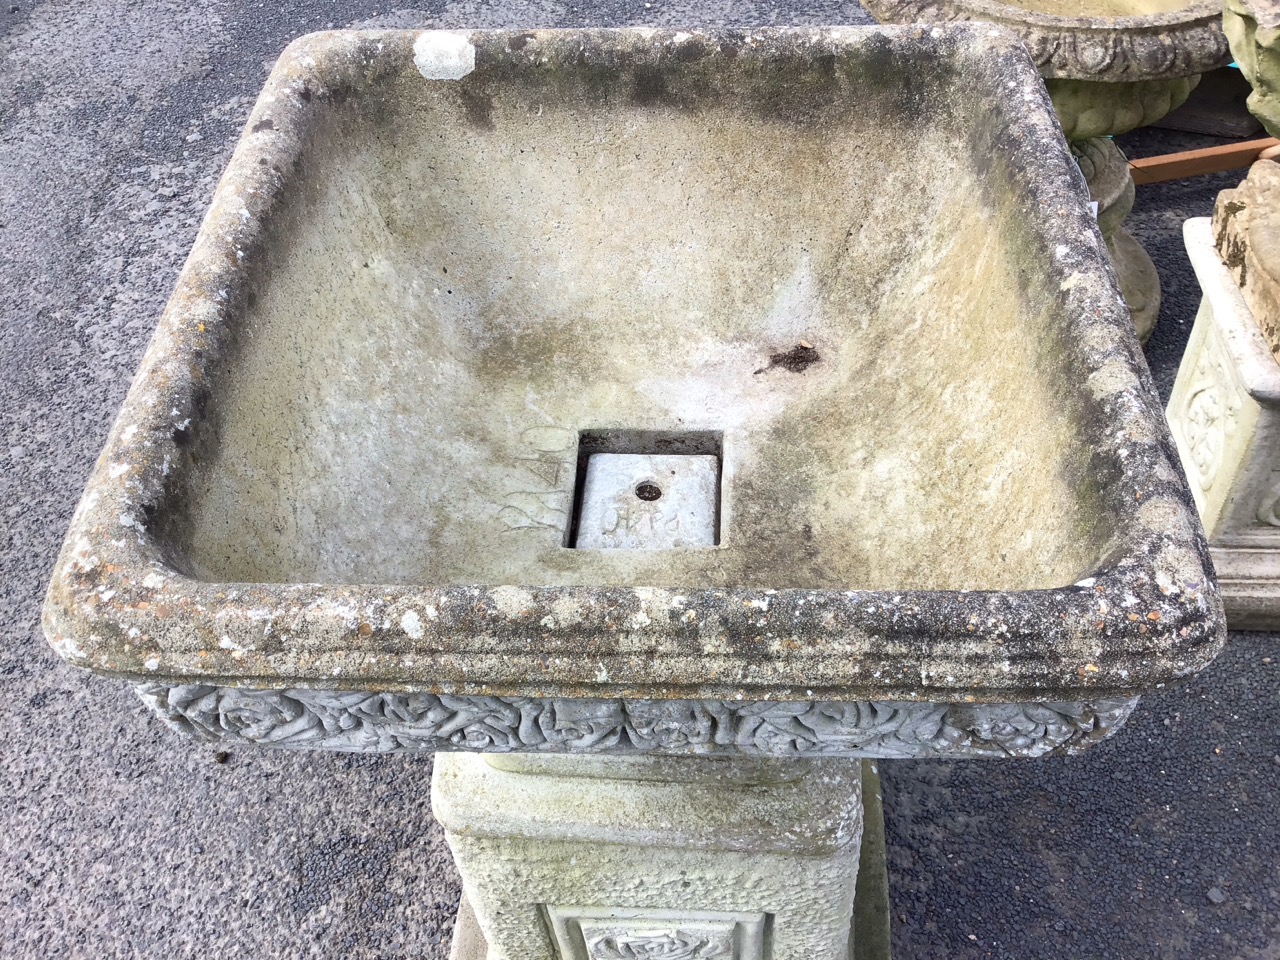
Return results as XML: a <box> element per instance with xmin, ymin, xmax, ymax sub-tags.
<box><xmin>1179</xmin><ymin>321</ymin><xmax>1244</xmax><ymax>499</ymax></box>
<box><xmin>544</xmin><ymin>907</ymin><xmax>767</xmax><ymax>960</ymax></box>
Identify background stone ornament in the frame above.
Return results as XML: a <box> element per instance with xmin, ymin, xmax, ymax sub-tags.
<box><xmin>1224</xmin><ymin>0</ymin><xmax>1280</xmax><ymax>137</ymax></box>
<box><xmin>1167</xmin><ymin>199</ymin><xmax>1280</xmax><ymax>628</ymax></box>
<box><xmin>859</xmin><ymin>0</ymin><xmax>1228</xmax><ymax>80</ymax></box>
<box><xmin>134</xmin><ymin>683</ymin><xmax>1139</xmax><ymax>759</ymax></box>
<box><xmin>1181</xmin><ymin>328</ymin><xmax>1244</xmax><ymax>492</ymax></box>
<box><xmin>1255</xmin><ymin>482</ymin><xmax>1280</xmax><ymax>526</ymax></box>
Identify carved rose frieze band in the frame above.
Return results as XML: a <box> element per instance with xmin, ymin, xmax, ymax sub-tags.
<box><xmin>133</xmin><ymin>684</ymin><xmax>1139</xmax><ymax>760</ymax></box>
<box><xmin>861</xmin><ymin>0</ymin><xmax>1230</xmax><ymax>81</ymax></box>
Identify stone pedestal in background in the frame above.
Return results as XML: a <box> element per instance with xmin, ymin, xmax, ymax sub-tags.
<box><xmin>1167</xmin><ymin>164</ymin><xmax>1280</xmax><ymax>627</ymax></box>
<box><xmin>861</xmin><ymin>0</ymin><xmax>1232</xmax><ymax>340</ymax></box>
<box><xmin>434</xmin><ymin>754</ymin><xmax>864</xmax><ymax>960</ymax></box>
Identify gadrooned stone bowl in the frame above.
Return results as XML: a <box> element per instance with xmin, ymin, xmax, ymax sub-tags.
<box><xmin>43</xmin><ymin>27</ymin><xmax>1225</xmax><ymax>760</ymax></box>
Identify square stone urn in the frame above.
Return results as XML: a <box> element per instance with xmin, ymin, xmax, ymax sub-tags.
<box><xmin>43</xmin><ymin>26</ymin><xmax>1225</xmax><ymax>960</ymax></box>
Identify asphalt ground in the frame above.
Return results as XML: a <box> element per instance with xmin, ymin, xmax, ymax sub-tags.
<box><xmin>1</xmin><ymin>2</ymin><xmax>1276</xmax><ymax>957</ymax></box>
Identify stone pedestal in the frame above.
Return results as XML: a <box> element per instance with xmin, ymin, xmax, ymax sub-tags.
<box><xmin>433</xmin><ymin>754</ymin><xmax>864</xmax><ymax>960</ymax></box>
<box><xmin>1167</xmin><ymin>177</ymin><xmax>1280</xmax><ymax>627</ymax></box>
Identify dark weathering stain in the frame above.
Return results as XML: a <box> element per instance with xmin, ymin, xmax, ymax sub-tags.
<box><xmin>251</xmin><ymin>118</ymin><xmax>274</xmax><ymax>132</ymax></box>
<box><xmin>754</xmin><ymin>343</ymin><xmax>821</xmax><ymax>375</ymax></box>
<box><xmin>673</xmin><ymin>37</ymin><xmax>709</xmax><ymax>62</ymax></box>
<box><xmin>632</xmin><ymin>67</ymin><xmax>675</xmax><ymax>107</ymax></box>
<box><xmin>507</xmin><ymin>32</ymin><xmax>534</xmax><ymax>51</ymax></box>
<box><xmin>459</xmin><ymin>87</ymin><xmax>495</xmax><ymax>130</ymax></box>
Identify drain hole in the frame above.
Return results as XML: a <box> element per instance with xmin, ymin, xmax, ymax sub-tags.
<box><xmin>634</xmin><ymin>482</ymin><xmax>663</xmax><ymax>502</ymax></box>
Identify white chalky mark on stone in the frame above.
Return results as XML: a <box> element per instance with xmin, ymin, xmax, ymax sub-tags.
<box><xmin>413</xmin><ymin>32</ymin><xmax>476</xmax><ymax>80</ymax></box>
<box><xmin>401</xmin><ymin>610</ymin><xmax>425</xmax><ymax>639</ymax></box>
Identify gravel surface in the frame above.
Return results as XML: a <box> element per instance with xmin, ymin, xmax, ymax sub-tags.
<box><xmin>1</xmin><ymin>2</ymin><xmax>1275</xmax><ymax>957</ymax></box>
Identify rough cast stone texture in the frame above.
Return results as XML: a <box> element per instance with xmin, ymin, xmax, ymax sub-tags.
<box><xmin>1166</xmin><ymin>168</ymin><xmax>1280</xmax><ymax>628</ymax></box>
<box><xmin>43</xmin><ymin>28</ymin><xmax>1224</xmax><ymax>724</ymax></box>
<box><xmin>432</xmin><ymin>754</ymin><xmax>864</xmax><ymax>960</ymax></box>
<box><xmin>1225</xmin><ymin>0</ymin><xmax>1280</xmax><ymax>137</ymax></box>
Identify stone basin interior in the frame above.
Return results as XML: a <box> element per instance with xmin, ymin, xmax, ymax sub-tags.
<box><xmin>161</xmin><ymin>38</ymin><xmax>1118</xmax><ymax>594</ymax></box>
<box><xmin>999</xmin><ymin>0</ymin><xmax>1193</xmax><ymax>17</ymax></box>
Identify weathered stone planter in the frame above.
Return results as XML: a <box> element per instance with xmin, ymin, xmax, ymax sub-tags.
<box><xmin>1225</xmin><ymin>0</ymin><xmax>1280</xmax><ymax>136</ymax></box>
<box><xmin>44</xmin><ymin>27</ymin><xmax>1224</xmax><ymax>959</ymax></box>
<box><xmin>862</xmin><ymin>0</ymin><xmax>1232</xmax><ymax>340</ymax></box>
<box><xmin>1167</xmin><ymin>163</ymin><xmax>1280</xmax><ymax>628</ymax></box>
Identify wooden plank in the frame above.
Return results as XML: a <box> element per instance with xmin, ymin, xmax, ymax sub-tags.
<box><xmin>1129</xmin><ymin>137</ymin><xmax>1280</xmax><ymax>185</ymax></box>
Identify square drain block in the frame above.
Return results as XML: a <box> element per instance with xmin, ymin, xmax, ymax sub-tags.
<box><xmin>575</xmin><ymin>454</ymin><xmax>719</xmax><ymax>549</ymax></box>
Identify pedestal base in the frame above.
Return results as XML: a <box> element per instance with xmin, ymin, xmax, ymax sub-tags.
<box><xmin>435</xmin><ymin>754</ymin><xmax>877</xmax><ymax>960</ymax></box>
<box><xmin>443</xmin><ymin>760</ymin><xmax>892</xmax><ymax>960</ymax></box>
<box><xmin>1208</xmin><ymin>539</ymin><xmax>1280</xmax><ymax>630</ymax></box>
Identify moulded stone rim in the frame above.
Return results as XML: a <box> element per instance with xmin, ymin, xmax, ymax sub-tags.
<box><xmin>41</xmin><ymin>27</ymin><xmax>1225</xmax><ymax>705</ymax></box>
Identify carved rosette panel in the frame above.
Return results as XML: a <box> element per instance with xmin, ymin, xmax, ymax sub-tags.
<box><xmin>545</xmin><ymin>907</ymin><xmax>765</xmax><ymax>960</ymax></box>
<box><xmin>860</xmin><ymin>0</ymin><xmax>1230</xmax><ymax>81</ymax></box>
<box><xmin>1180</xmin><ymin>326</ymin><xmax>1243</xmax><ymax>494</ymax></box>
<box><xmin>133</xmin><ymin>683</ymin><xmax>1138</xmax><ymax>760</ymax></box>
<box><xmin>590</xmin><ymin>931</ymin><xmax>728</xmax><ymax>960</ymax></box>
